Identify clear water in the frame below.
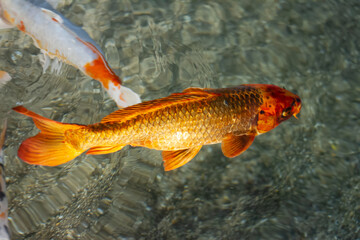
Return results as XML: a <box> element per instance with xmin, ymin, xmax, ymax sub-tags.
<box><xmin>0</xmin><ymin>0</ymin><xmax>359</xmax><ymax>239</ymax></box>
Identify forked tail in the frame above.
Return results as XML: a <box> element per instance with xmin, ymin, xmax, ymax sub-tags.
<box><xmin>13</xmin><ymin>106</ymin><xmax>86</xmax><ymax>166</ymax></box>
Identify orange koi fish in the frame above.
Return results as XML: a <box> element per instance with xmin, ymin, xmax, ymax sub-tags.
<box><xmin>13</xmin><ymin>84</ymin><xmax>301</xmax><ymax>171</ymax></box>
<box><xmin>0</xmin><ymin>0</ymin><xmax>140</xmax><ymax>108</ymax></box>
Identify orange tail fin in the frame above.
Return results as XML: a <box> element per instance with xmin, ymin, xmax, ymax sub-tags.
<box><xmin>13</xmin><ymin>106</ymin><xmax>86</xmax><ymax>166</ymax></box>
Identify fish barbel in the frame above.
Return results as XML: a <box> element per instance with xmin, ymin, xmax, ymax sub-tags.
<box><xmin>13</xmin><ymin>84</ymin><xmax>301</xmax><ymax>171</ymax></box>
<box><xmin>0</xmin><ymin>0</ymin><xmax>140</xmax><ymax>108</ymax></box>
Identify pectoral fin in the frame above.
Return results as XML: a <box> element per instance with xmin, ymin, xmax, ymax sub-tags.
<box><xmin>221</xmin><ymin>134</ymin><xmax>255</xmax><ymax>158</ymax></box>
<box><xmin>86</xmin><ymin>145</ymin><xmax>125</xmax><ymax>155</ymax></box>
<box><xmin>162</xmin><ymin>146</ymin><xmax>202</xmax><ymax>171</ymax></box>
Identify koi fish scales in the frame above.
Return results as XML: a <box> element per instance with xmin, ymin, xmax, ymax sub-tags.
<box><xmin>111</xmin><ymin>87</ymin><xmax>262</xmax><ymax>150</ymax></box>
<box><xmin>67</xmin><ymin>86</ymin><xmax>261</xmax><ymax>150</ymax></box>
<box><xmin>13</xmin><ymin>84</ymin><xmax>301</xmax><ymax>171</ymax></box>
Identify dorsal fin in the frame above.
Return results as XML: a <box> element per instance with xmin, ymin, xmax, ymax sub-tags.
<box><xmin>100</xmin><ymin>88</ymin><xmax>219</xmax><ymax>123</ymax></box>
<box><xmin>181</xmin><ymin>87</ymin><xmax>213</xmax><ymax>93</ymax></box>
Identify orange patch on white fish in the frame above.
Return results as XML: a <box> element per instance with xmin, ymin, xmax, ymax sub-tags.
<box><xmin>2</xmin><ymin>10</ymin><xmax>14</xmax><ymax>24</ymax></box>
<box><xmin>80</xmin><ymin>38</ymin><xmax>121</xmax><ymax>88</ymax></box>
<box><xmin>83</xmin><ymin>56</ymin><xmax>120</xmax><ymax>88</ymax></box>
<box><xmin>17</xmin><ymin>20</ymin><xmax>26</xmax><ymax>32</ymax></box>
<box><xmin>79</xmin><ymin>39</ymin><xmax>130</xmax><ymax>104</ymax></box>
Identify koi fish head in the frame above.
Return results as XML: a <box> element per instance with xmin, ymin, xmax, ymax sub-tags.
<box><xmin>248</xmin><ymin>84</ymin><xmax>302</xmax><ymax>134</ymax></box>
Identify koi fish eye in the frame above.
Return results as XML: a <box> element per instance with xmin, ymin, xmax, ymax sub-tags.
<box><xmin>281</xmin><ymin>107</ymin><xmax>292</xmax><ymax>118</ymax></box>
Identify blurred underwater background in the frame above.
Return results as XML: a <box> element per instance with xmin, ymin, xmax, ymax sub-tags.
<box><xmin>0</xmin><ymin>0</ymin><xmax>359</xmax><ymax>239</ymax></box>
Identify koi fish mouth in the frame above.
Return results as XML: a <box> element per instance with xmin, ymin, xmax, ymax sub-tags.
<box><xmin>293</xmin><ymin>97</ymin><xmax>302</xmax><ymax>119</ymax></box>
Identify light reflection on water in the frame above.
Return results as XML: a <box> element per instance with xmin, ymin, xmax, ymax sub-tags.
<box><xmin>0</xmin><ymin>0</ymin><xmax>359</xmax><ymax>239</ymax></box>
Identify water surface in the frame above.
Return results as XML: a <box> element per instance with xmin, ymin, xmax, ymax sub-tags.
<box><xmin>0</xmin><ymin>0</ymin><xmax>359</xmax><ymax>239</ymax></box>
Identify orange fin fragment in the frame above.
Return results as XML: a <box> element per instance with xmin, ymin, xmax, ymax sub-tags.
<box><xmin>181</xmin><ymin>87</ymin><xmax>212</xmax><ymax>93</ymax></box>
<box><xmin>18</xmin><ymin>134</ymin><xmax>82</xmax><ymax>166</ymax></box>
<box><xmin>221</xmin><ymin>134</ymin><xmax>255</xmax><ymax>158</ymax></box>
<box><xmin>162</xmin><ymin>146</ymin><xmax>202</xmax><ymax>171</ymax></box>
<box><xmin>13</xmin><ymin>106</ymin><xmax>85</xmax><ymax>166</ymax></box>
<box><xmin>13</xmin><ymin>106</ymin><xmax>83</xmax><ymax>133</ymax></box>
<box><xmin>86</xmin><ymin>145</ymin><xmax>125</xmax><ymax>155</ymax></box>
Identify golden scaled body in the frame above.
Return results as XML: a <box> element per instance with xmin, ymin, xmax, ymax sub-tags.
<box><xmin>75</xmin><ymin>86</ymin><xmax>263</xmax><ymax>151</ymax></box>
<box><xmin>14</xmin><ymin>84</ymin><xmax>301</xmax><ymax>171</ymax></box>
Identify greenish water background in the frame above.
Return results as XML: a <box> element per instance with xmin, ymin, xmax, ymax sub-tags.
<box><xmin>0</xmin><ymin>0</ymin><xmax>359</xmax><ymax>239</ymax></box>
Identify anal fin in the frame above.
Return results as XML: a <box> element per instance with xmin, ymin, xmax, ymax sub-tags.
<box><xmin>86</xmin><ymin>145</ymin><xmax>125</xmax><ymax>155</ymax></box>
<box><xmin>221</xmin><ymin>134</ymin><xmax>255</xmax><ymax>158</ymax></box>
<box><xmin>162</xmin><ymin>146</ymin><xmax>202</xmax><ymax>171</ymax></box>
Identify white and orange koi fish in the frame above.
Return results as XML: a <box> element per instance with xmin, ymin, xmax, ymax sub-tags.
<box><xmin>0</xmin><ymin>120</ymin><xmax>9</xmax><ymax>240</ymax></box>
<box><xmin>0</xmin><ymin>0</ymin><xmax>141</xmax><ymax>108</ymax></box>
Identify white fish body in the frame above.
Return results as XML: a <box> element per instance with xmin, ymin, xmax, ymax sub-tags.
<box><xmin>0</xmin><ymin>0</ymin><xmax>141</xmax><ymax>108</ymax></box>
